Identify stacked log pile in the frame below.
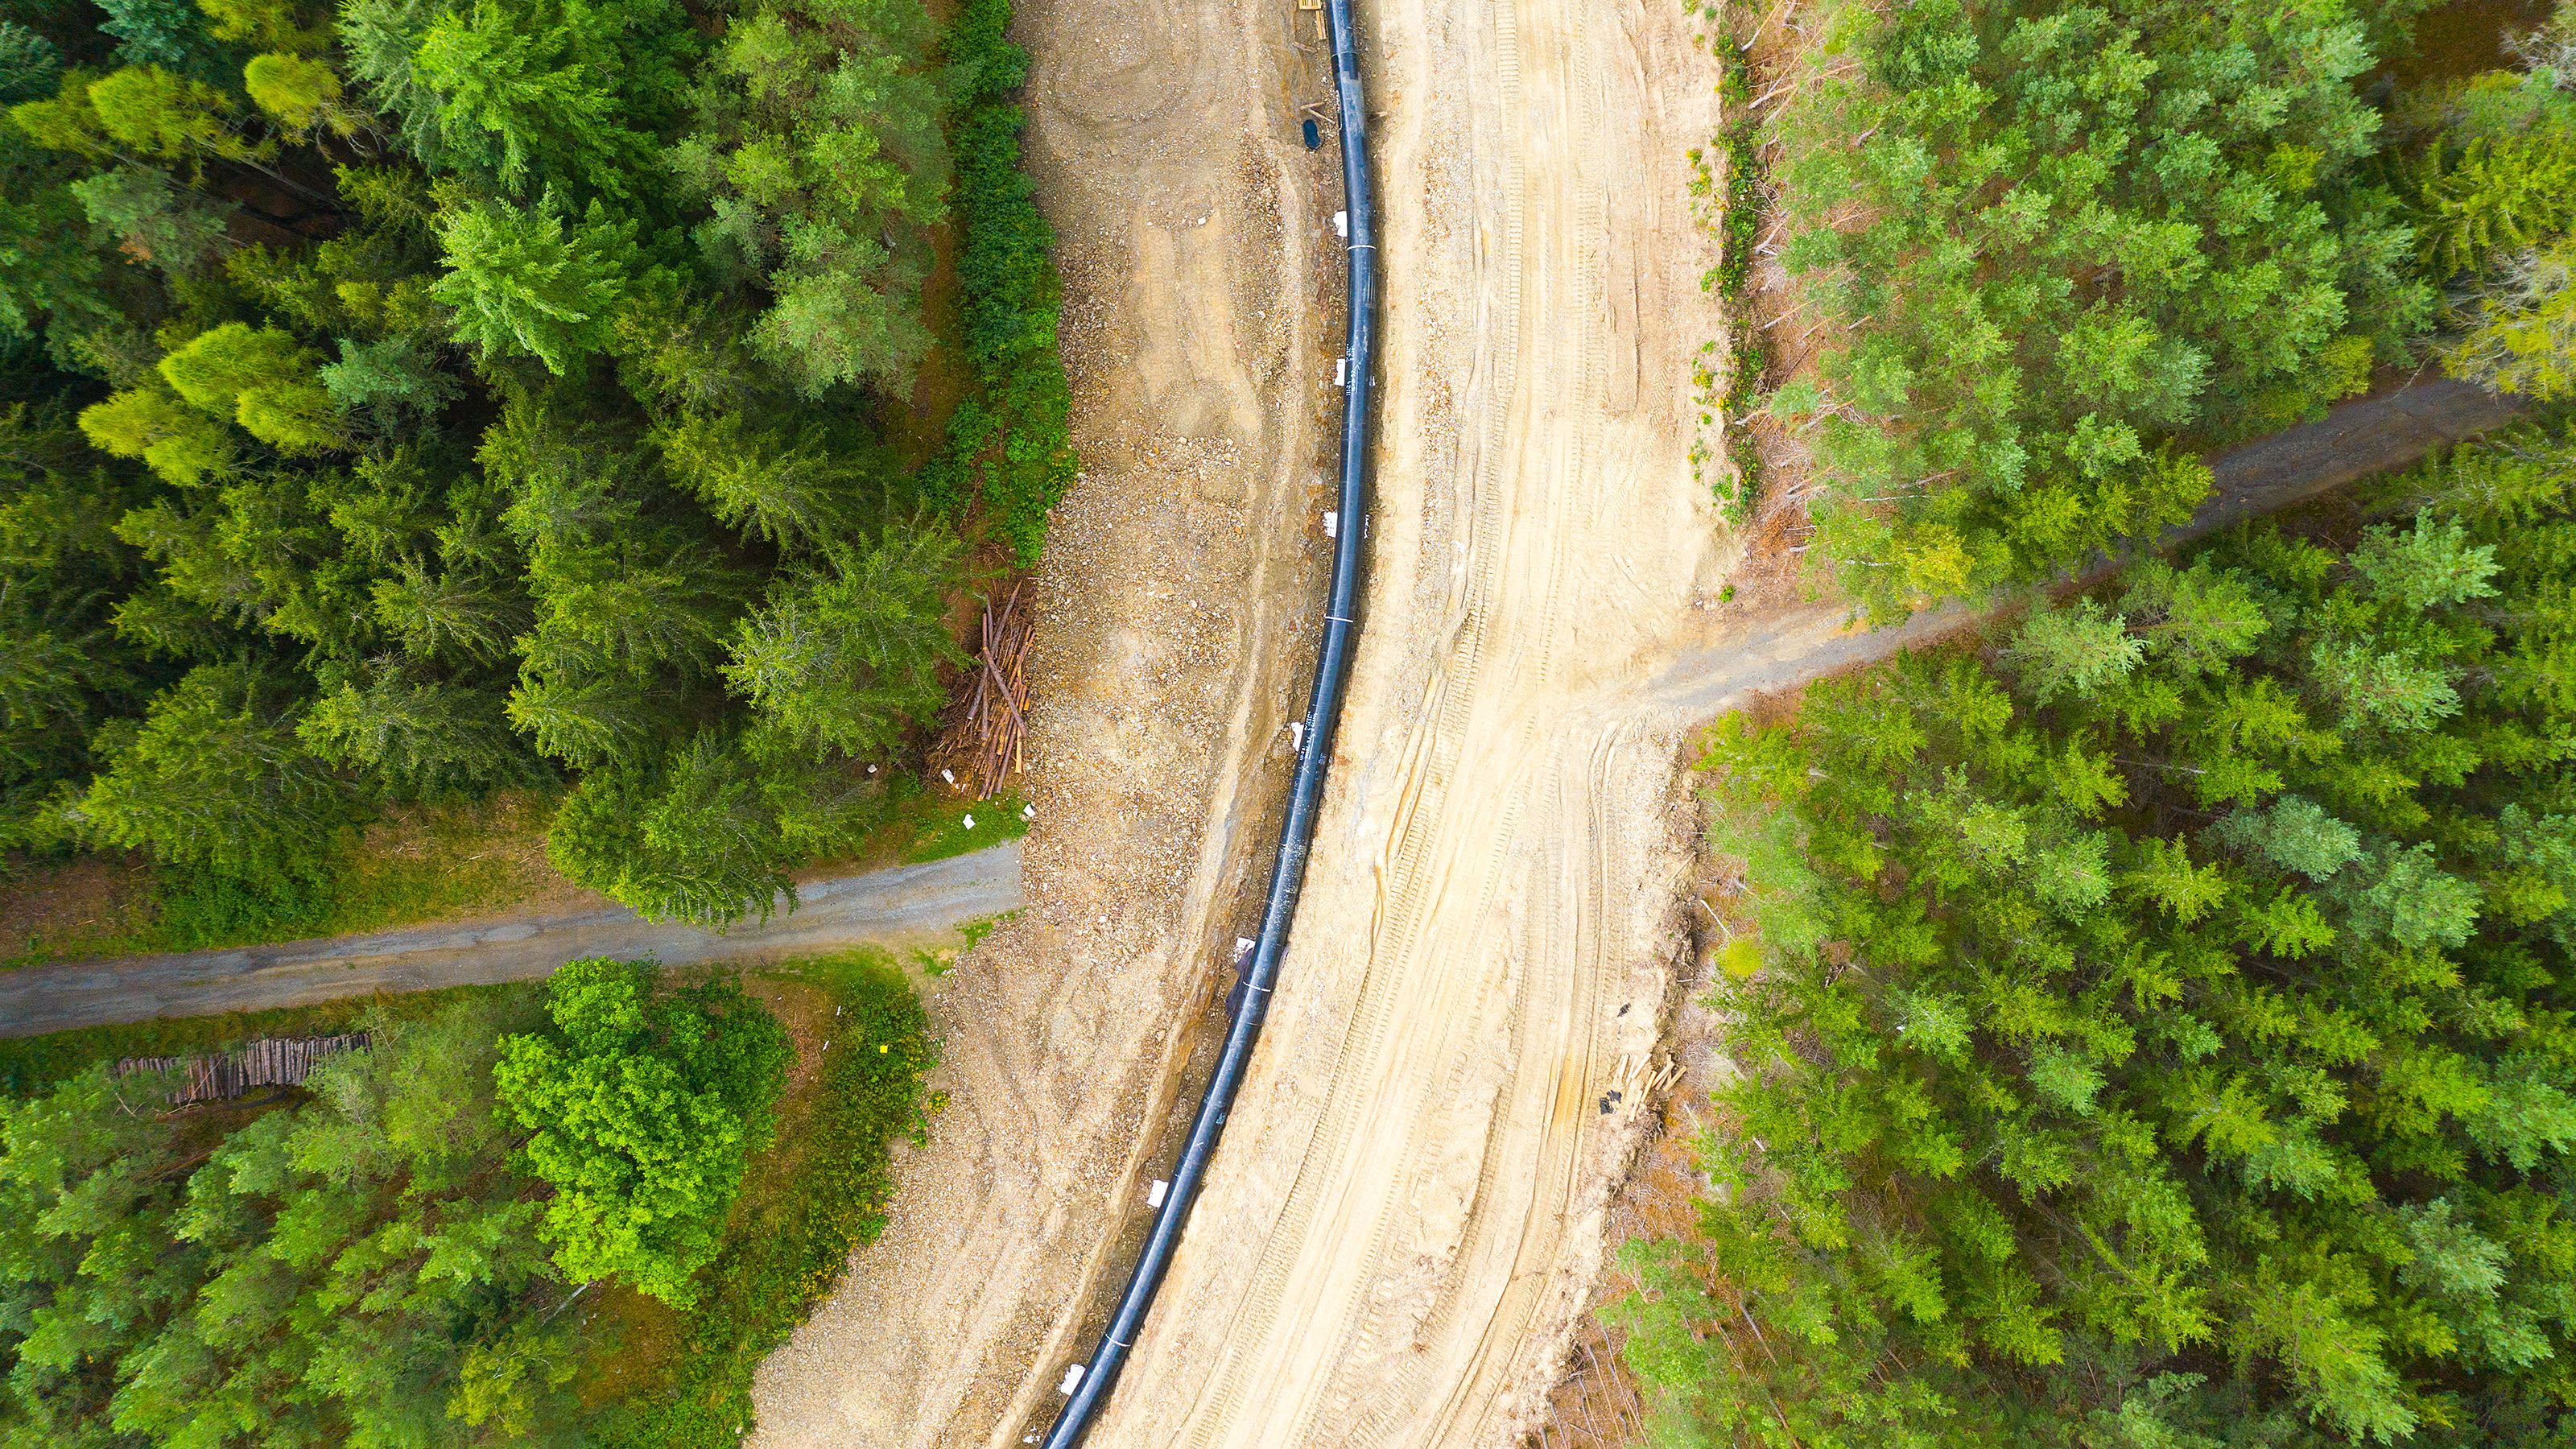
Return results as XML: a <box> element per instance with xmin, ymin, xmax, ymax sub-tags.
<box><xmin>116</xmin><ymin>1034</ymin><xmax>372</xmax><ymax>1105</ymax></box>
<box><xmin>933</xmin><ymin>582</ymin><xmax>1034</xmax><ymax>800</ymax></box>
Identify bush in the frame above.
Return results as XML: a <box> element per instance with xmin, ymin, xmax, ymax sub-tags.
<box><xmin>925</xmin><ymin>0</ymin><xmax>1076</xmax><ymax>565</ymax></box>
<box><xmin>494</xmin><ymin>957</ymin><xmax>793</xmax><ymax>1308</ymax></box>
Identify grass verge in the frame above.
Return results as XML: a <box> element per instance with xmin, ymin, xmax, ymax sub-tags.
<box><xmin>0</xmin><ymin>982</ymin><xmax>533</xmax><ymax>1097</ymax></box>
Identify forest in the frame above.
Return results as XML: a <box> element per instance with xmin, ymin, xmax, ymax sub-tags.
<box><xmin>0</xmin><ymin>0</ymin><xmax>1070</xmax><ymax>933</ymax></box>
<box><xmin>0</xmin><ymin>952</ymin><xmax>939</xmax><ymax>1447</ymax></box>
<box><xmin>1635</xmin><ymin>412</ymin><xmax>2576</xmax><ymax>1446</ymax></box>
<box><xmin>1739</xmin><ymin>0</ymin><xmax>2573</xmax><ymax>617</ymax></box>
<box><xmin>1612</xmin><ymin>2</ymin><xmax>2576</xmax><ymax>1443</ymax></box>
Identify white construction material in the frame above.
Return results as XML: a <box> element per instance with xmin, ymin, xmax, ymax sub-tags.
<box><xmin>1290</xmin><ymin>721</ymin><xmax>1306</xmax><ymax>750</ymax></box>
<box><xmin>1234</xmin><ymin>936</ymin><xmax>1255</xmax><ymax>962</ymax></box>
<box><xmin>1146</xmin><ymin>1178</ymin><xmax>1170</xmax><ymax>1208</ymax></box>
<box><xmin>1323</xmin><ymin>510</ymin><xmax>1339</xmax><ymax>538</ymax></box>
<box><xmin>962</xmin><ymin>814</ymin><xmax>976</xmax><ymax>830</ymax></box>
<box><xmin>1333</xmin><ymin>210</ymin><xmax>1348</xmax><ymax>237</ymax></box>
<box><xmin>1335</xmin><ymin>357</ymin><xmax>1348</xmax><ymax>386</ymax></box>
<box><xmin>1058</xmin><ymin>1364</ymin><xmax>1086</xmax><ymax>1395</ymax></box>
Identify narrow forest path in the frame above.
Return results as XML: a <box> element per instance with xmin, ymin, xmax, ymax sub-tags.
<box><xmin>1646</xmin><ymin>374</ymin><xmax>2529</xmax><ymax>723</ymax></box>
<box><xmin>0</xmin><ymin>842</ymin><xmax>1022</xmax><ymax>1038</ymax></box>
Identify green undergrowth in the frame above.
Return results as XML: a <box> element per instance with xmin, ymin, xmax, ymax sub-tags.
<box><xmin>589</xmin><ymin>950</ymin><xmax>938</xmax><ymax>1448</ymax></box>
<box><xmin>3</xmin><ymin>796</ymin><xmax>559</xmax><ymax>969</ymax></box>
<box><xmin>897</xmin><ymin>785</ymin><xmax>1029</xmax><ymax>864</ymax></box>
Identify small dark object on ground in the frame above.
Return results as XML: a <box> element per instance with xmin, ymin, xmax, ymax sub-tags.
<box><xmin>1302</xmin><ymin>118</ymin><xmax>1322</xmax><ymax>149</ymax></box>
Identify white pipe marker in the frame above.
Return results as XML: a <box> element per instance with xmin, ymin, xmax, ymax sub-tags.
<box><xmin>1147</xmin><ymin>1179</ymin><xmax>1170</xmax><ymax>1208</ymax></box>
<box><xmin>1058</xmin><ymin>1364</ymin><xmax>1086</xmax><ymax>1396</ymax></box>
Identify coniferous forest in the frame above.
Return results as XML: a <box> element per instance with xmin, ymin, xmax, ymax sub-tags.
<box><xmin>0</xmin><ymin>0</ymin><xmax>1070</xmax><ymax>931</ymax></box>
<box><xmin>1622</xmin><ymin>0</ymin><xmax>2576</xmax><ymax>1443</ymax></box>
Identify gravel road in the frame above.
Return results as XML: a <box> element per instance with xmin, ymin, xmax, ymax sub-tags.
<box><xmin>0</xmin><ymin>841</ymin><xmax>1023</xmax><ymax>1038</ymax></box>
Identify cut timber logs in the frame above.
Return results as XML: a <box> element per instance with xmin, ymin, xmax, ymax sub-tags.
<box><xmin>932</xmin><ymin>582</ymin><xmax>1034</xmax><ymax>801</ymax></box>
<box><xmin>116</xmin><ymin>1034</ymin><xmax>372</xmax><ymax>1106</ymax></box>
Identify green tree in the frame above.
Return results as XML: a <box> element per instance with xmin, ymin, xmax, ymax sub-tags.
<box><xmin>86</xmin><ymin>64</ymin><xmax>267</xmax><ymax>167</ymax></box>
<box><xmin>69</xmin><ymin>164</ymin><xmax>233</xmax><ymax>273</ymax></box>
<box><xmin>545</xmin><ymin>733</ymin><xmax>796</xmax><ymax>926</ymax></box>
<box><xmin>2446</xmin><ymin>237</ymin><xmax>2575</xmax><ymax>402</ymax></box>
<box><xmin>430</xmin><ymin>195</ymin><xmax>635</xmax><ymax>374</ymax></box>
<box><xmin>243</xmin><ymin>51</ymin><xmax>365</xmax><ymax>142</ymax></box>
<box><xmin>653</xmin><ymin>408</ymin><xmax>876</xmax><ymax>551</ymax></box>
<box><xmin>0</xmin><ymin>996</ymin><xmax>592</xmax><ymax>1449</ymax></box>
<box><xmin>76</xmin><ymin>379</ymin><xmax>229</xmax><ymax>482</ymax></box>
<box><xmin>0</xmin><ymin>23</ymin><xmax>63</xmax><ymax>105</ymax></box>
<box><xmin>66</xmin><ymin>661</ymin><xmax>359</xmax><ymax>872</ymax></box>
<box><xmin>493</xmin><ymin>956</ymin><xmax>791</xmax><ymax>1307</ymax></box>
<box><xmin>413</xmin><ymin>0</ymin><xmax>654</xmax><ymax>196</ymax></box>
<box><xmin>722</xmin><ymin>525</ymin><xmax>959</xmax><ymax>759</ymax></box>
<box><xmin>1758</xmin><ymin>0</ymin><xmax>2433</xmax><ymax>617</ymax></box>
<box><xmin>158</xmin><ymin>320</ymin><xmax>345</xmax><ymax>453</ymax></box>
<box><xmin>1626</xmin><ymin>423</ymin><xmax>2576</xmax><ymax>1448</ymax></box>
<box><xmin>0</xmin><ymin>126</ymin><xmax>106</xmax><ymax>342</ymax></box>
<box><xmin>671</xmin><ymin>0</ymin><xmax>947</xmax><ymax>395</ymax></box>
<box><xmin>2004</xmin><ymin>597</ymin><xmax>2143</xmax><ymax>705</ymax></box>
<box><xmin>299</xmin><ymin>666</ymin><xmax>537</xmax><ymax>795</ymax></box>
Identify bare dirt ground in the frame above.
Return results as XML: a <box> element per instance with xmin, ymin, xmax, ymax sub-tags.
<box><xmin>742</xmin><ymin>0</ymin><xmax>1353</xmax><ymax>1441</ymax></box>
<box><xmin>1078</xmin><ymin>0</ymin><xmax>1736</xmax><ymax>1442</ymax></box>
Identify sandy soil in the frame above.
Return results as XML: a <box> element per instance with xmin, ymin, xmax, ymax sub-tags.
<box><xmin>1072</xmin><ymin>0</ymin><xmax>1736</xmax><ymax>1442</ymax></box>
<box><xmin>742</xmin><ymin>0</ymin><xmax>1352</xmax><ymax>1440</ymax></box>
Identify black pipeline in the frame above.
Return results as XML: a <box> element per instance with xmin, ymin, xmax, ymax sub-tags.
<box><xmin>1034</xmin><ymin>0</ymin><xmax>1377</xmax><ymax>1441</ymax></box>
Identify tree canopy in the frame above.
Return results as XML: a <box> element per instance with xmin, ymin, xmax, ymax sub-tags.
<box><xmin>0</xmin><ymin>0</ymin><xmax>1071</xmax><ymax>927</ymax></box>
<box><xmin>1627</xmin><ymin>419</ymin><xmax>2576</xmax><ymax>1446</ymax></box>
<box><xmin>1752</xmin><ymin>0</ymin><xmax>2444</xmax><ymax>617</ymax></box>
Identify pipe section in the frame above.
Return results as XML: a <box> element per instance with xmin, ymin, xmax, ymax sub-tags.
<box><xmin>1034</xmin><ymin>3</ymin><xmax>1376</xmax><ymax>1442</ymax></box>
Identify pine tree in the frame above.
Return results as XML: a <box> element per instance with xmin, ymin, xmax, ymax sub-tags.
<box><xmin>429</xmin><ymin>195</ymin><xmax>634</xmax><ymax>374</ymax></box>
<box><xmin>68</xmin><ymin>661</ymin><xmax>358</xmax><ymax>872</ymax></box>
<box><xmin>722</xmin><ymin>525</ymin><xmax>959</xmax><ymax>759</ymax></box>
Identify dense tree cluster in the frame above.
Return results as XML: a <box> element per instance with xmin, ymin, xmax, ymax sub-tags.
<box><xmin>0</xmin><ymin>962</ymin><xmax>789</xmax><ymax>1447</ymax></box>
<box><xmin>2407</xmin><ymin>2</ymin><xmax>2576</xmax><ymax>404</ymax></box>
<box><xmin>1623</xmin><ymin>420</ymin><xmax>2576</xmax><ymax>1445</ymax></box>
<box><xmin>1757</xmin><ymin>0</ymin><xmax>2449</xmax><ymax>616</ymax></box>
<box><xmin>0</xmin><ymin>0</ymin><xmax>1068</xmax><ymax>928</ymax></box>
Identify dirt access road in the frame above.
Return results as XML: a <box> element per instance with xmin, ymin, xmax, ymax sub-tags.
<box><xmin>752</xmin><ymin>0</ymin><xmax>1729</xmax><ymax>1443</ymax></box>
<box><xmin>0</xmin><ymin>844</ymin><xmax>1022</xmax><ymax>1037</ymax></box>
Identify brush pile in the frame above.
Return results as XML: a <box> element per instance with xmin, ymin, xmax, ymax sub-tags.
<box><xmin>934</xmin><ymin>583</ymin><xmax>1034</xmax><ymax>799</ymax></box>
